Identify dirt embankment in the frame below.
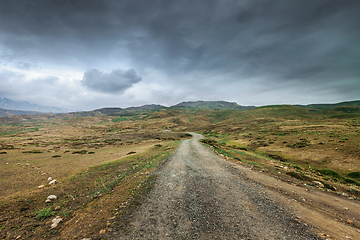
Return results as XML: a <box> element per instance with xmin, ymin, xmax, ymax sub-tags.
<box><xmin>106</xmin><ymin>133</ymin><xmax>359</xmax><ymax>239</ymax></box>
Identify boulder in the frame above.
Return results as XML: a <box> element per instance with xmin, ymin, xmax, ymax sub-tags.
<box><xmin>51</xmin><ymin>216</ymin><xmax>63</xmax><ymax>228</ymax></box>
<box><xmin>49</xmin><ymin>179</ymin><xmax>57</xmax><ymax>185</ymax></box>
<box><xmin>47</xmin><ymin>195</ymin><xmax>57</xmax><ymax>200</ymax></box>
<box><xmin>312</xmin><ymin>181</ymin><xmax>324</xmax><ymax>188</ymax></box>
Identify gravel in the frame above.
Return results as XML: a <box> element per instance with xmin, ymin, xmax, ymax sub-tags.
<box><xmin>109</xmin><ymin>133</ymin><xmax>320</xmax><ymax>239</ymax></box>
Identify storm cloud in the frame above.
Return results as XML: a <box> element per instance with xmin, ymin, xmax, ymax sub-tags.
<box><xmin>0</xmin><ymin>0</ymin><xmax>358</xmax><ymax>110</ymax></box>
<box><xmin>81</xmin><ymin>69</ymin><xmax>142</xmax><ymax>93</ymax></box>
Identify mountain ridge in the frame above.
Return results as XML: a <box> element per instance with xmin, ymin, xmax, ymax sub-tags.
<box><xmin>0</xmin><ymin>98</ymin><xmax>73</xmax><ymax>113</ymax></box>
<box><xmin>0</xmin><ymin>108</ymin><xmax>42</xmax><ymax>117</ymax></box>
<box><xmin>0</xmin><ymin>98</ymin><xmax>359</xmax><ymax>117</ymax></box>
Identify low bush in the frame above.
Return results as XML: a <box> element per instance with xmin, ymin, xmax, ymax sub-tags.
<box><xmin>287</xmin><ymin>139</ymin><xmax>310</xmax><ymax>148</ymax></box>
<box><xmin>286</xmin><ymin>171</ymin><xmax>314</xmax><ymax>182</ymax></box>
<box><xmin>348</xmin><ymin>171</ymin><xmax>360</xmax><ymax>179</ymax></box>
<box><xmin>35</xmin><ymin>207</ymin><xmax>55</xmax><ymax>221</ymax></box>
<box><xmin>317</xmin><ymin>169</ymin><xmax>341</xmax><ymax>179</ymax></box>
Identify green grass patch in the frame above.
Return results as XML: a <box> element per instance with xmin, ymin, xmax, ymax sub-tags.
<box><xmin>112</xmin><ymin>117</ymin><xmax>128</xmax><ymax>122</ymax></box>
<box><xmin>341</xmin><ymin>178</ymin><xmax>360</xmax><ymax>186</ymax></box>
<box><xmin>348</xmin><ymin>172</ymin><xmax>360</xmax><ymax>179</ymax></box>
<box><xmin>317</xmin><ymin>169</ymin><xmax>341</xmax><ymax>179</ymax></box>
<box><xmin>34</xmin><ymin>207</ymin><xmax>55</xmax><ymax>221</ymax></box>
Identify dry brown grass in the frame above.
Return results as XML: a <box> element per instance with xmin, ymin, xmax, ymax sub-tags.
<box><xmin>0</xmin><ymin>105</ymin><xmax>359</xmax><ymax>239</ymax></box>
<box><xmin>0</xmin><ymin>113</ymin><xmax>190</xmax><ymax>239</ymax></box>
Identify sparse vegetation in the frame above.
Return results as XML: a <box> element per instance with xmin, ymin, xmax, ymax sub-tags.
<box><xmin>35</xmin><ymin>207</ymin><xmax>55</xmax><ymax>221</ymax></box>
<box><xmin>348</xmin><ymin>172</ymin><xmax>360</xmax><ymax>179</ymax></box>
<box><xmin>0</xmin><ymin>100</ymin><xmax>359</xmax><ymax>239</ymax></box>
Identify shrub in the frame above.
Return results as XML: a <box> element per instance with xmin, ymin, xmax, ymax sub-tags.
<box><xmin>287</xmin><ymin>139</ymin><xmax>310</xmax><ymax>148</ymax></box>
<box><xmin>317</xmin><ymin>169</ymin><xmax>341</xmax><ymax>179</ymax></box>
<box><xmin>200</xmin><ymin>139</ymin><xmax>218</xmax><ymax>146</ymax></box>
<box><xmin>72</xmin><ymin>150</ymin><xmax>87</xmax><ymax>154</ymax></box>
<box><xmin>348</xmin><ymin>172</ymin><xmax>360</xmax><ymax>179</ymax></box>
<box><xmin>22</xmin><ymin>150</ymin><xmax>43</xmax><ymax>154</ymax></box>
<box><xmin>341</xmin><ymin>178</ymin><xmax>360</xmax><ymax>186</ymax></box>
<box><xmin>286</xmin><ymin>171</ymin><xmax>314</xmax><ymax>182</ymax></box>
<box><xmin>35</xmin><ymin>207</ymin><xmax>55</xmax><ymax>221</ymax></box>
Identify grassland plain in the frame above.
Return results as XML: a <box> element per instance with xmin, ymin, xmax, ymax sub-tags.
<box><xmin>0</xmin><ymin>113</ymin><xmax>191</xmax><ymax>239</ymax></box>
<box><xmin>0</xmin><ymin>103</ymin><xmax>359</xmax><ymax>239</ymax></box>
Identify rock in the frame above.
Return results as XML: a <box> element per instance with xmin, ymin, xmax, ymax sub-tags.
<box><xmin>38</xmin><ymin>185</ymin><xmax>45</xmax><ymax>189</ymax></box>
<box><xmin>48</xmin><ymin>177</ymin><xmax>53</xmax><ymax>181</ymax></box>
<box><xmin>45</xmin><ymin>199</ymin><xmax>52</xmax><ymax>203</ymax></box>
<box><xmin>26</xmin><ymin>163</ymin><xmax>30</xmax><ymax>166</ymax></box>
<box><xmin>346</xmin><ymin>219</ymin><xmax>353</xmax><ymax>224</ymax></box>
<box><xmin>47</xmin><ymin>195</ymin><xmax>57</xmax><ymax>200</ymax></box>
<box><xmin>99</xmin><ymin>229</ymin><xmax>106</xmax><ymax>234</ymax></box>
<box><xmin>80</xmin><ymin>238</ymin><xmax>92</xmax><ymax>240</ymax></box>
<box><xmin>42</xmin><ymin>173</ymin><xmax>46</xmax><ymax>175</ymax></box>
<box><xmin>51</xmin><ymin>216</ymin><xmax>63</xmax><ymax>228</ymax></box>
<box><xmin>312</xmin><ymin>181</ymin><xmax>324</xmax><ymax>188</ymax></box>
<box><xmin>54</xmin><ymin>206</ymin><xmax>60</xmax><ymax>210</ymax></box>
<box><xmin>17</xmin><ymin>163</ymin><xmax>20</xmax><ymax>165</ymax></box>
<box><xmin>49</xmin><ymin>179</ymin><xmax>57</xmax><ymax>185</ymax></box>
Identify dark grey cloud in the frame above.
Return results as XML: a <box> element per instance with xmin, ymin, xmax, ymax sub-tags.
<box><xmin>81</xmin><ymin>68</ymin><xmax>142</xmax><ymax>93</ymax></box>
<box><xmin>0</xmin><ymin>0</ymin><xmax>358</xmax><ymax>109</ymax></box>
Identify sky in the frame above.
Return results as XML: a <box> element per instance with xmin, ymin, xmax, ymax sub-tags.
<box><xmin>0</xmin><ymin>0</ymin><xmax>359</xmax><ymax>111</ymax></box>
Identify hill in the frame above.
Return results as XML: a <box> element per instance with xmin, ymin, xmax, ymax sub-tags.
<box><xmin>126</xmin><ymin>104</ymin><xmax>166</xmax><ymax>111</ymax></box>
<box><xmin>295</xmin><ymin>100</ymin><xmax>360</xmax><ymax>110</ymax></box>
<box><xmin>172</xmin><ymin>100</ymin><xmax>255</xmax><ymax>110</ymax></box>
<box><xmin>0</xmin><ymin>97</ymin><xmax>73</xmax><ymax>113</ymax></box>
<box><xmin>0</xmin><ymin>108</ymin><xmax>42</xmax><ymax>117</ymax></box>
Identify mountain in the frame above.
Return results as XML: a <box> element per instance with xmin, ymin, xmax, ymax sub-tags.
<box><xmin>64</xmin><ymin>104</ymin><xmax>166</xmax><ymax>117</ymax></box>
<box><xmin>295</xmin><ymin>100</ymin><xmax>360</xmax><ymax>110</ymax></box>
<box><xmin>172</xmin><ymin>100</ymin><xmax>255</xmax><ymax>110</ymax></box>
<box><xmin>0</xmin><ymin>108</ymin><xmax>42</xmax><ymax>117</ymax></box>
<box><xmin>126</xmin><ymin>104</ymin><xmax>166</xmax><ymax>111</ymax></box>
<box><xmin>0</xmin><ymin>98</ymin><xmax>73</xmax><ymax>113</ymax></box>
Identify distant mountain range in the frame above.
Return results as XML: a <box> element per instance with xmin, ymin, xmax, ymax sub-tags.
<box><xmin>0</xmin><ymin>98</ymin><xmax>73</xmax><ymax>113</ymax></box>
<box><xmin>0</xmin><ymin>97</ymin><xmax>359</xmax><ymax>117</ymax></box>
<box><xmin>71</xmin><ymin>101</ymin><xmax>254</xmax><ymax>117</ymax></box>
<box><xmin>0</xmin><ymin>108</ymin><xmax>42</xmax><ymax>117</ymax></box>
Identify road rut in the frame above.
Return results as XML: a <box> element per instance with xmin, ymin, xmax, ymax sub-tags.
<box><xmin>110</xmin><ymin>133</ymin><xmax>320</xmax><ymax>239</ymax></box>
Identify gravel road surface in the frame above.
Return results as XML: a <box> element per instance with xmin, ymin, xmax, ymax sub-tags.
<box><xmin>110</xmin><ymin>133</ymin><xmax>320</xmax><ymax>239</ymax></box>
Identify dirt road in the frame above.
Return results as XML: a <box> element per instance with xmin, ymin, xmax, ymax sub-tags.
<box><xmin>108</xmin><ymin>133</ymin><xmax>326</xmax><ymax>239</ymax></box>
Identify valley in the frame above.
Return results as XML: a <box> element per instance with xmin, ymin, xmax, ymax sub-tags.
<box><xmin>0</xmin><ymin>101</ymin><xmax>359</xmax><ymax>239</ymax></box>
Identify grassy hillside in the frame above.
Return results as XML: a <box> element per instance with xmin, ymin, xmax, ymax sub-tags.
<box><xmin>296</xmin><ymin>100</ymin><xmax>360</xmax><ymax>110</ymax></box>
<box><xmin>172</xmin><ymin>100</ymin><xmax>255</xmax><ymax>110</ymax></box>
